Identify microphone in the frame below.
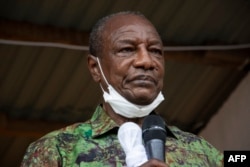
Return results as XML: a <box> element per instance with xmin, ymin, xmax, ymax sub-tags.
<box><xmin>142</xmin><ymin>115</ymin><xmax>167</xmax><ymax>162</ymax></box>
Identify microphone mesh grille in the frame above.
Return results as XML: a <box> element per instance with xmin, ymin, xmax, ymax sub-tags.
<box><xmin>142</xmin><ymin>115</ymin><xmax>167</xmax><ymax>143</ymax></box>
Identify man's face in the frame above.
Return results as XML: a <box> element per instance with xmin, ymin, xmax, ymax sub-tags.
<box><xmin>99</xmin><ymin>14</ymin><xmax>165</xmax><ymax>105</ymax></box>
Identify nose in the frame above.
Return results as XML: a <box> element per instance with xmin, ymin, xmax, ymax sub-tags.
<box><xmin>133</xmin><ymin>45</ymin><xmax>155</xmax><ymax>70</ymax></box>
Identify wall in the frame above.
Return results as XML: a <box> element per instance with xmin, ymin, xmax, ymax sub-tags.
<box><xmin>200</xmin><ymin>72</ymin><xmax>250</xmax><ymax>152</ymax></box>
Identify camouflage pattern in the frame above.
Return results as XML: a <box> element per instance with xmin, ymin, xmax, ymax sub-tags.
<box><xmin>21</xmin><ymin>105</ymin><xmax>223</xmax><ymax>166</ymax></box>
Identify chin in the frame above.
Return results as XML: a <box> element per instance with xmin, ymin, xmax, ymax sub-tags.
<box><xmin>124</xmin><ymin>87</ymin><xmax>158</xmax><ymax>105</ymax></box>
<box><xmin>132</xmin><ymin>95</ymin><xmax>156</xmax><ymax>106</ymax></box>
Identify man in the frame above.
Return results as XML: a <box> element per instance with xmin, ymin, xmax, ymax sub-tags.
<box><xmin>21</xmin><ymin>11</ymin><xmax>223</xmax><ymax>166</ymax></box>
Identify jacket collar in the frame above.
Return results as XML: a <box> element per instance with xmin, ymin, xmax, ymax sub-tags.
<box><xmin>90</xmin><ymin>105</ymin><xmax>177</xmax><ymax>139</ymax></box>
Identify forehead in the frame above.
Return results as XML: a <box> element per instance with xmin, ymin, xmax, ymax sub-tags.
<box><xmin>102</xmin><ymin>14</ymin><xmax>161</xmax><ymax>42</ymax></box>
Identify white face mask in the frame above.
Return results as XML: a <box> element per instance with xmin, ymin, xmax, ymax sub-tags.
<box><xmin>96</xmin><ymin>58</ymin><xmax>164</xmax><ymax>118</ymax></box>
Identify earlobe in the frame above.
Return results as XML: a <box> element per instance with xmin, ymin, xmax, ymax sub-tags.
<box><xmin>87</xmin><ymin>55</ymin><xmax>101</xmax><ymax>83</ymax></box>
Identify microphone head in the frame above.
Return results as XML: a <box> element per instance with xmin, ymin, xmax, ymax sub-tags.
<box><xmin>142</xmin><ymin>115</ymin><xmax>167</xmax><ymax>144</ymax></box>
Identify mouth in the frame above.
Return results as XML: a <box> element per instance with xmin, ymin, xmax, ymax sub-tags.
<box><xmin>129</xmin><ymin>75</ymin><xmax>157</xmax><ymax>86</ymax></box>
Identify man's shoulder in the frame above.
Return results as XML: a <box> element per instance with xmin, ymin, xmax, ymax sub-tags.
<box><xmin>21</xmin><ymin>121</ymin><xmax>92</xmax><ymax>166</ymax></box>
<box><xmin>166</xmin><ymin>125</ymin><xmax>223</xmax><ymax>166</ymax></box>
<box><xmin>167</xmin><ymin>125</ymin><xmax>221</xmax><ymax>154</ymax></box>
<box><xmin>168</xmin><ymin>125</ymin><xmax>202</xmax><ymax>141</ymax></box>
<box><xmin>168</xmin><ymin>125</ymin><xmax>214</xmax><ymax>148</ymax></box>
<box><xmin>30</xmin><ymin>121</ymin><xmax>91</xmax><ymax>147</ymax></box>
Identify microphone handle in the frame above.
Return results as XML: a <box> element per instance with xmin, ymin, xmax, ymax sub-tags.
<box><xmin>145</xmin><ymin>139</ymin><xmax>165</xmax><ymax>162</ymax></box>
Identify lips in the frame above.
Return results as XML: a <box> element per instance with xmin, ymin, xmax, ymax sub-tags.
<box><xmin>129</xmin><ymin>74</ymin><xmax>157</xmax><ymax>86</ymax></box>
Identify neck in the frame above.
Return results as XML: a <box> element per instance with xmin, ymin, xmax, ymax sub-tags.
<box><xmin>103</xmin><ymin>102</ymin><xmax>144</xmax><ymax>127</ymax></box>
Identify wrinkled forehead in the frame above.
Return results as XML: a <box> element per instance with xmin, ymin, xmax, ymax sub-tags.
<box><xmin>102</xmin><ymin>14</ymin><xmax>161</xmax><ymax>41</ymax></box>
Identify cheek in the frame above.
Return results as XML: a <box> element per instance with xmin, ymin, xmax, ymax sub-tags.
<box><xmin>111</xmin><ymin>61</ymin><xmax>133</xmax><ymax>89</ymax></box>
<box><xmin>156</xmin><ymin>59</ymin><xmax>165</xmax><ymax>76</ymax></box>
<box><xmin>156</xmin><ymin>60</ymin><xmax>165</xmax><ymax>89</ymax></box>
<box><xmin>159</xmin><ymin>78</ymin><xmax>164</xmax><ymax>90</ymax></box>
<box><xmin>108</xmin><ymin>64</ymin><xmax>127</xmax><ymax>85</ymax></box>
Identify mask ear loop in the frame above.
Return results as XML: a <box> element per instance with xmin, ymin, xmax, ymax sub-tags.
<box><xmin>96</xmin><ymin>57</ymin><xmax>110</xmax><ymax>92</ymax></box>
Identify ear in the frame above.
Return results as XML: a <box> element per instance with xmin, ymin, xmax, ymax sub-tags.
<box><xmin>87</xmin><ymin>54</ymin><xmax>101</xmax><ymax>83</ymax></box>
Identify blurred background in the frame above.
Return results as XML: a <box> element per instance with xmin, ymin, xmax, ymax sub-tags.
<box><xmin>0</xmin><ymin>0</ymin><xmax>249</xmax><ymax>166</ymax></box>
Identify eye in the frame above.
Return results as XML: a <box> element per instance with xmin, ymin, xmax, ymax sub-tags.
<box><xmin>119</xmin><ymin>47</ymin><xmax>135</xmax><ymax>53</ymax></box>
<box><xmin>116</xmin><ymin>46</ymin><xmax>136</xmax><ymax>57</ymax></box>
<box><xmin>149</xmin><ymin>48</ymin><xmax>163</xmax><ymax>56</ymax></box>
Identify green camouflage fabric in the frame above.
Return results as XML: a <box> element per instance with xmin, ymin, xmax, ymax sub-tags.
<box><xmin>21</xmin><ymin>105</ymin><xmax>223</xmax><ymax>167</ymax></box>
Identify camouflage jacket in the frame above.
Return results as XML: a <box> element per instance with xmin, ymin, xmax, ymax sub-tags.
<box><xmin>21</xmin><ymin>105</ymin><xmax>223</xmax><ymax>167</ymax></box>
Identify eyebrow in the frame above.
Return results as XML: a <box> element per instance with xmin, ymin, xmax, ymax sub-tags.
<box><xmin>116</xmin><ymin>39</ymin><xmax>135</xmax><ymax>44</ymax></box>
<box><xmin>116</xmin><ymin>38</ymin><xmax>163</xmax><ymax>46</ymax></box>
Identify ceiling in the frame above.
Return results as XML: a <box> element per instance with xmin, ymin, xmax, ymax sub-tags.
<box><xmin>0</xmin><ymin>0</ymin><xmax>250</xmax><ymax>166</ymax></box>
